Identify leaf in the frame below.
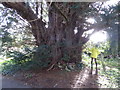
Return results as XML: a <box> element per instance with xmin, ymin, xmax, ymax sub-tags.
<box><xmin>8</xmin><ymin>17</ymin><xmax>18</xmax><ymax>23</ymax></box>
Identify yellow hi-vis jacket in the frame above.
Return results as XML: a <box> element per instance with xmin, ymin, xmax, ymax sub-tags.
<box><xmin>89</xmin><ymin>47</ymin><xmax>100</xmax><ymax>58</ymax></box>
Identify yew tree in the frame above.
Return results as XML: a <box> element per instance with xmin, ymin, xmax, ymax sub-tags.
<box><xmin>2</xmin><ymin>2</ymin><xmax>101</xmax><ymax>68</ymax></box>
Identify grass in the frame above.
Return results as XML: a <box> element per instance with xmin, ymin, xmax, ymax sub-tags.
<box><xmin>101</xmin><ymin>57</ymin><xmax>120</xmax><ymax>88</ymax></box>
<box><xmin>82</xmin><ymin>53</ymin><xmax>120</xmax><ymax>88</ymax></box>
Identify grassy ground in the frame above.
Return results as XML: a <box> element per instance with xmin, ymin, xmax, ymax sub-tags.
<box><xmin>82</xmin><ymin>53</ymin><xmax>120</xmax><ymax>88</ymax></box>
<box><xmin>99</xmin><ymin>57</ymin><xmax>120</xmax><ymax>88</ymax></box>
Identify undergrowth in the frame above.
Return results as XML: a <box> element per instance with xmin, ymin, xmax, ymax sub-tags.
<box><xmin>82</xmin><ymin>53</ymin><xmax>120</xmax><ymax>88</ymax></box>
<box><xmin>1</xmin><ymin>45</ymin><xmax>85</xmax><ymax>75</ymax></box>
<box><xmin>99</xmin><ymin>57</ymin><xmax>120</xmax><ymax>88</ymax></box>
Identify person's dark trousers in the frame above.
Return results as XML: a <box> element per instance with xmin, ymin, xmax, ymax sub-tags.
<box><xmin>90</xmin><ymin>57</ymin><xmax>98</xmax><ymax>74</ymax></box>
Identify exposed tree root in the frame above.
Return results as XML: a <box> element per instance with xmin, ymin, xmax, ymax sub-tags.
<box><xmin>47</xmin><ymin>63</ymin><xmax>55</xmax><ymax>71</ymax></box>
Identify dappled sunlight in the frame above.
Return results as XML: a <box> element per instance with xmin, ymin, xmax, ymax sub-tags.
<box><xmin>103</xmin><ymin>0</ymin><xmax>119</xmax><ymax>8</ymax></box>
<box><xmin>72</xmin><ymin>68</ymin><xmax>89</xmax><ymax>88</ymax></box>
<box><xmin>98</xmin><ymin>75</ymin><xmax>117</xmax><ymax>88</ymax></box>
<box><xmin>71</xmin><ymin>66</ymin><xmax>119</xmax><ymax>88</ymax></box>
<box><xmin>71</xmin><ymin>67</ymin><xmax>99</xmax><ymax>88</ymax></box>
<box><xmin>0</xmin><ymin>56</ymin><xmax>13</xmax><ymax>63</ymax></box>
<box><xmin>86</xmin><ymin>18</ymin><xmax>96</xmax><ymax>24</ymax></box>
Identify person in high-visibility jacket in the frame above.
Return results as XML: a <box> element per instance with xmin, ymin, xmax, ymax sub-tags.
<box><xmin>89</xmin><ymin>45</ymin><xmax>100</xmax><ymax>75</ymax></box>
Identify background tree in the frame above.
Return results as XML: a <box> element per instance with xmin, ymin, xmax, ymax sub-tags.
<box><xmin>101</xmin><ymin>3</ymin><xmax>120</xmax><ymax>55</ymax></box>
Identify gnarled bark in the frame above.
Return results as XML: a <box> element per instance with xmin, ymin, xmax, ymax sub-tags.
<box><xmin>2</xmin><ymin>2</ymin><xmax>91</xmax><ymax>69</ymax></box>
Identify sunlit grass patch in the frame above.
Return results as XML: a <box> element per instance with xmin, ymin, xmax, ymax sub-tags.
<box><xmin>0</xmin><ymin>56</ymin><xmax>12</xmax><ymax>63</ymax></box>
<box><xmin>82</xmin><ymin>53</ymin><xmax>120</xmax><ymax>88</ymax></box>
<box><xmin>99</xmin><ymin>68</ymin><xmax>120</xmax><ymax>88</ymax></box>
<box><xmin>98</xmin><ymin>57</ymin><xmax>120</xmax><ymax>88</ymax></box>
<box><xmin>0</xmin><ymin>56</ymin><xmax>29</xmax><ymax>75</ymax></box>
<box><xmin>82</xmin><ymin>53</ymin><xmax>91</xmax><ymax>67</ymax></box>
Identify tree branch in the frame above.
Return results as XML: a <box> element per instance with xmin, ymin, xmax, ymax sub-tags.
<box><xmin>2</xmin><ymin>2</ymin><xmax>46</xmax><ymax>45</ymax></box>
<box><xmin>52</xmin><ymin>3</ymin><xmax>68</xmax><ymax>23</ymax></box>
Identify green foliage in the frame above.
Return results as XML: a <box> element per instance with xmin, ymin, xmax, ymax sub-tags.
<box><xmin>6</xmin><ymin>51</ymin><xmax>32</xmax><ymax>64</ymax></box>
<box><xmin>0</xmin><ymin>29</ymin><xmax>12</xmax><ymax>44</ymax></box>
<box><xmin>3</xmin><ymin>45</ymin><xmax>52</xmax><ymax>70</ymax></box>
<box><xmin>99</xmin><ymin>56</ymin><xmax>120</xmax><ymax>88</ymax></box>
<box><xmin>2</xmin><ymin>61</ymin><xmax>22</xmax><ymax>75</ymax></box>
<box><xmin>35</xmin><ymin>45</ymin><xmax>52</xmax><ymax>59</ymax></box>
<box><xmin>104</xmin><ymin>56</ymin><xmax>119</xmax><ymax>68</ymax></box>
<box><xmin>1</xmin><ymin>46</ymin><xmax>35</xmax><ymax>75</ymax></box>
<box><xmin>1</xmin><ymin>43</ymin><xmax>65</xmax><ymax>74</ymax></box>
<box><xmin>76</xmin><ymin>62</ymin><xmax>85</xmax><ymax>70</ymax></box>
<box><xmin>8</xmin><ymin>17</ymin><xmax>18</xmax><ymax>23</ymax></box>
<box><xmin>61</xmin><ymin>53</ymin><xmax>70</xmax><ymax>62</ymax></box>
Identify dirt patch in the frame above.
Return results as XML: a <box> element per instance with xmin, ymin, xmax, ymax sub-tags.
<box><xmin>6</xmin><ymin>67</ymin><xmax>100</xmax><ymax>88</ymax></box>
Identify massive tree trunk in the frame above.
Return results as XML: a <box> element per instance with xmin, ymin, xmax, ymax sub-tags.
<box><xmin>2</xmin><ymin>2</ymin><xmax>90</xmax><ymax>68</ymax></box>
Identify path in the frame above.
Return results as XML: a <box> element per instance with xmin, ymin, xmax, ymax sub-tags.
<box><xmin>2</xmin><ymin>76</ymin><xmax>31</xmax><ymax>88</ymax></box>
<box><xmin>72</xmin><ymin>67</ymin><xmax>99</xmax><ymax>88</ymax></box>
<box><xmin>1</xmin><ymin>67</ymin><xmax>105</xmax><ymax>88</ymax></box>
